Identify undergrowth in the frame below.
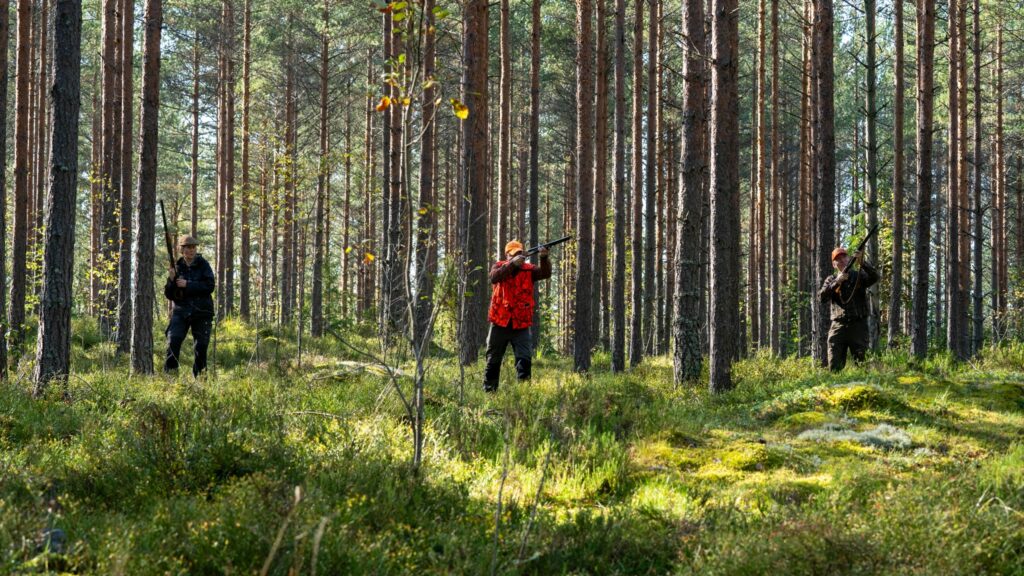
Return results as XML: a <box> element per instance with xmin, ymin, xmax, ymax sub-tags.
<box><xmin>1</xmin><ymin>318</ymin><xmax>1022</xmax><ymax>574</ymax></box>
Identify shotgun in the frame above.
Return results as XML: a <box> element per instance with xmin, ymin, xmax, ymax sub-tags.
<box><xmin>526</xmin><ymin>236</ymin><xmax>572</xmax><ymax>256</ymax></box>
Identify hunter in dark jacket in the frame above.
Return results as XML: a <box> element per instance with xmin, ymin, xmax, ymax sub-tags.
<box><xmin>164</xmin><ymin>235</ymin><xmax>216</xmax><ymax>376</ymax></box>
<box><xmin>818</xmin><ymin>247</ymin><xmax>879</xmax><ymax>371</ymax></box>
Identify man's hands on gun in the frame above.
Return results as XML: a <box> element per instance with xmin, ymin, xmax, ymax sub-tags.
<box><xmin>511</xmin><ymin>246</ymin><xmax>548</xmax><ymax>268</ymax></box>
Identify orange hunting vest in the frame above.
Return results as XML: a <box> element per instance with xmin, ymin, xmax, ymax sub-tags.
<box><xmin>488</xmin><ymin>262</ymin><xmax>536</xmax><ymax>329</ymax></box>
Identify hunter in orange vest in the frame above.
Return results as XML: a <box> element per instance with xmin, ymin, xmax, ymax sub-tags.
<box><xmin>484</xmin><ymin>240</ymin><xmax>552</xmax><ymax>392</ymax></box>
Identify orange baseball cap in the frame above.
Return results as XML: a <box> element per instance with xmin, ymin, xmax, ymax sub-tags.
<box><xmin>831</xmin><ymin>247</ymin><xmax>848</xmax><ymax>261</ymax></box>
<box><xmin>505</xmin><ymin>240</ymin><xmax>524</xmax><ymax>255</ymax></box>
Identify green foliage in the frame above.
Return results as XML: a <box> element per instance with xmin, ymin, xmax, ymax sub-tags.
<box><xmin>3</xmin><ymin>331</ymin><xmax>1024</xmax><ymax>574</ymax></box>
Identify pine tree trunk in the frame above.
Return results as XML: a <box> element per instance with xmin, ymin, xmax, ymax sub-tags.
<box><xmin>458</xmin><ymin>0</ymin><xmax>489</xmax><ymax>365</ymax></box>
<box><xmin>130</xmin><ymin>0</ymin><xmax>161</xmax><ymax>374</ymax></box>
<box><xmin>864</xmin><ymin>0</ymin><xmax>879</xmax><ymax>351</ymax></box>
<box><xmin>641</xmin><ymin>0</ymin><xmax>657</xmax><ymax>355</ymax></box>
<box><xmin>888</xmin><ymin>0</ymin><xmax>905</xmax><ymax>348</ymax></box>
<box><xmin>673</xmin><ymin>0</ymin><xmax>705</xmax><ymax>384</ymax></box>
<box><xmin>190</xmin><ymin>32</ymin><xmax>199</xmax><ymax>237</ymax></box>
<box><xmin>116</xmin><ymin>0</ymin><xmax>134</xmax><ymax>354</ymax></box>
<box><xmin>529</xmin><ymin>0</ymin><xmax>543</xmax><ymax>355</ymax></box>
<box><xmin>280</xmin><ymin>38</ymin><xmax>296</xmax><ymax>325</ymax></box>
<box><xmin>610</xmin><ymin>0</ymin><xmax>627</xmax><ymax>371</ymax></box>
<box><xmin>413</xmin><ymin>0</ymin><xmax>437</xmax><ymax>348</ymax></box>
<box><xmin>798</xmin><ymin>0</ymin><xmax>812</xmax><ymax>355</ymax></box>
<box><xmin>497</xmin><ymin>0</ymin><xmax>511</xmax><ymax>256</ymax></box>
<box><xmin>311</xmin><ymin>0</ymin><xmax>329</xmax><ymax>338</ymax></box>
<box><xmin>971</xmin><ymin>0</ymin><xmax>983</xmax><ymax>351</ymax></box>
<box><xmin>34</xmin><ymin>0</ymin><xmax>82</xmax><ymax>391</ymax></box>
<box><xmin>239</xmin><ymin>0</ymin><xmax>251</xmax><ymax>321</ymax></box>
<box><xmin>0</xmin><ymin>0</ymin><xmax>9</xmax><ymax>376</ymax></box>
<box><xmin>708</xmin><ymin>0</ymin><xmax>739</xmax><ymax>392</ymax></box>
<box><xmin>811</xmin><ymin>0</ymin><xmax>836</xmax><ymax>367</ymax></box>
<box><xmin>946</xmin><ymin>0</ymin><xmax>964</xmax><ymax>360</ymax></box>
<box><xmin>9</xmin><ymin>0</ymin><xmax>34</xmax><ymax>353</ymax></box>
<box><xmin>911</xmin><ymin>0</ymin><xmax>935</xmax><ymax>359</ymax></box>
<box><xmin>573</xmin><ymin>0</ymin><xmax>595</xmax><ymax>372</ymax></box>
<box><xmin>629</xmin><ymin>0</ymin><xmax>643</xmax><ymax>366</ymax></box>
<box><xmin>594</xmin><ymin>0</ymin><xmax>609</xmax><ymax>352</ymax></box>
<box><xmin>769</xmin><ymin>0</ymin><xmax>781</xmax><ymax>355</ymax></box>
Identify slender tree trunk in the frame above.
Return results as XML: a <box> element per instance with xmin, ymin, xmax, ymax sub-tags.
<box><xmin>0</xmin><ymin>0</ymin><xmax>9</xmax><ymax>376</ymax></box>
<box><xmin>993</xmin><ymin>24</ymin><xmax>1005</xmax><ymax>341</ymax></box>
<box><xmin>888</xmin><ymin>0</ymin><xmax>905</xmax><ymax>348</ymax></box>
<box><xmin>9</xmin><ymin>0</ymin><xmax>34</xmax><ymax>353</ymax></box>
<box><xmin>116</xmin><ymin>0</ymin><xmax>135</xmax><ymax>354</ymax></box>
<box><xmin>769</xmin><ymin>0</ymin><xmax>781</xmax><ymax>355</ymax></box>
<box><xmin>911</xmin><ymin>0</ymin><xmax>935</xmax><ymax>359</ymax></box>
<box><xmin>130</xmin><ymin>0</ymin><xmax>161</xmax><ymax>374</ymax></box>
<box><xmin>529</xmin><ymin>0</ymin><xmax>542</xmax><ymax>353</ymax></box>
<box><xmin>971</xmin><ymin>0</ymin><xmax>982</xmax><ymax>352</ymax></box>
<box><xmin>239</xmin><ymin>0</ymin><xmax>251</xmax><ymax>320</ymax></box>
<box><xmin>413</xmin><ymin>0</ymin><xmax>437</xmax><ymax>347</ymax></box>
<box><xmin>594</xmin><ymin>0</ymin><xmax>609</xmax><ymax>352</ymax></box>
<box><xmin>610</xmin><ymin>0</ymin><xmax>626</xmax><ymax>371</ymax></box>
<box><xmin>629</xmin><ymin>0</ymin><xmax>643</xmax><ymax>366</ymax></box>
<box><xmin>573</xmin><ymin>0</ymin><xmax>595</xmax><ymax>372</ymax></box>
<box><xmin>798</xmin><ymin>0</ymin><xmax>811</xmax><ymax>355</ymax></box>
<box><xmin>34</xmin><ymin>0</ymin><xmax>82</xmax><ymax>391</ymax></box>
<box><xmin>672</xmin><ymin>0</ymin><xmax>705</xmax><ymax>384</ymax></box>
<box><xmin>946</xmin><ymin>0</ymin><xmax>964</xmax><ymax>360</ymax></box>
<box><xmin>708</xmin><ymin>0</ymin><xmax>739</xmax><ymax>391</ymax></box>
<box><xmin>810</xmin><ymin>0</ymin><xmax>836</xmax><ymax>367</ymax></box>
<box><xmin>311</xmin><ymin>0</ymin><xmax>329</xmax><ymax>338</ymax></box>
<box><xmin>864</xmin><ymin>0</ymin><xmax>879</xmax><ymax>351</ymax></box>
<box><xmin>280</xmin><ymin>38</ymin><xmax>296</xmax><ymax>325</ymax></box>
<box><xmin>457</xmin><ymin>0</ymin><xmax>489</xmax><ymax>365</ymax></box>
<box><xmin>191</xmin><ymin>32</ymin><xmax>199</xmax><ymax>237</ymax></box>
<box><xmin>641</xmin><ymin>0</ymin><xmax>657</xmax><ymax>355</ymax></box>
<box><xmin>496</xmin><ymin>0</ymin><xmax>511</xmax><ymax>257</ymax></box>
<box><xmin>222</xmin><ymin>0</ymin><xmax>235</xmax><ymax>317</ymax></box>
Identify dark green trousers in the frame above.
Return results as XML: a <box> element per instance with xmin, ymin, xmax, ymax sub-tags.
<box><xmin>827</xmin><ymin>318</ymin><xmax>869</xmax><ymax>372</ymax></box>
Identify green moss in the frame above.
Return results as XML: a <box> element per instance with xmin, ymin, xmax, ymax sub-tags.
<box><xmin>719</xmin><ymin>442</ymin><xmax>784</xmax><ymax>472</ymax></box>
<box><xmin>822</xmin><ymin>383</ymin><xmax>890</xmax><ymax>411</ymax></box>
<box><xmin>776</xmin><ymin>410</ymin><xmax>829</xmax><ymax>431</ymax></box>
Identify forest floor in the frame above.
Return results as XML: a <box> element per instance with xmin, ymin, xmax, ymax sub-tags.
<box><xmin>2</xmin><ymin>318</ymin><xmax>1024</xmax><ymax>575</ymax></box>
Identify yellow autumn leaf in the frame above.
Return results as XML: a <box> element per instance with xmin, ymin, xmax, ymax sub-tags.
<box><xmin>450</xmin><ymin>98</ymin><xmax>469</xmax><ymax>120</ymax></box>
<box><xmin>401</xmin><ymin>97</ymin><xmax>411</xmax><ymax>106</ymax></box>
<box><xmin>345</xmin><ymin>246</ymin><xmax>352</xmax><ymax>254</ymax></box>
<box><xmin>375</xmin><ymin>96</ymin><xmax>391</xmax><ymax>112</ymax></box>
<box><xmin>418</xmin><ymin>207</ymin><xmax>428</xmax><ymax>215</ymax></box>
<box><xmin>363</xmin><ymin>252</ymin><xmax>376</xmax><ymax>265</ymax></box>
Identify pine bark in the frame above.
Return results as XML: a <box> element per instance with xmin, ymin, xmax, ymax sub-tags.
<box><xmin>594</xmin><ymin>0</ymin><xmax>609</xmax><ymax>351</ymax></box>
<box><xmin>130</xmin><ymin>0</ymin><xmax>161</xmax><ymax>374</ymax></box>
<box><xmin>116</xmin><ymin>0</ymin><xmax>135</xmax><ymax>354</ymax></box>
<box><xmin>708</xmin><ymin>0</ymin><xmax>739</xmax><ymax>392</ymax></box>
<box><xmin>190</xmin><ymin>32</ymin><xmax>199</xmax><ymax>237</ymax></box>
<box><xmin>672</xmin><ymin>0</ymin><xmax>705</xmax><ymax>384</ymax></box>
<box><xmin>946</xmin><ymin>0</ymin><xmax>965</xmax><ymax>360</ymax></box>
<box><xmin>810</xmin><ymin>0</ymin><xmax>836</xmax><ymax>366</ymax></box>
<box><xmin>414</xmin><ymin>0</ymin><xmax>437</xmax><ymax>348</ymax></box>
<box><xmin>239</xmin><ymin>0</ymin><xmax>251</xmax><ymax>320</ymax></box>
<box><xmin>610</xmin><ymin>0</ymin><xmax>626</xmax><ymax>372</ymax></box>
<box><xmin>0</xmin><ymin>0</ymin><xmax>9</xmax><ymax>376</ymax></box>
<box><xmin>574</xmin><ymin>0</ymin><xmax>595</xmax><ymax>372</ymax></box>
<box><xmin>629</xmin><ymin>0</ymin><xmax>643</xmax><ymax>366</ymax></box>
<box><xmin>497</xmin><ymin>0</ymin><xmax>511</xmax><ymax>255</ymax></box>
<box><xmin>888</xmin><ymin>0</ymin><xmax>905</xmax><ymax>348</ymax></box>
<box><xmin>457</xmin><ymin>0</ymin><xmax>489</xmax><ymax>365</ymax></box>
<box><xmin>864</xmin><ymin>0</ymin><xmax>879</xmax><ymax>350</ymax></box>
<box><xmin>642</xmin><ymin>0</ymin><xmax>657</xmax><ymax>355</ymax></box>
<box><xmin>311</xmin><ymin>0</ymin><xmax>329</xmax><ymax>338</ymax></box>
<box><xmin>911</xmin><ymin>0</ymin><xmax>935</xmax><ymax>359</ymax></box>
<box><xmin>971</xmin><ymin>0</ymin><xmax>982</xmax><ymax>351</ymax></box>
<box><xmin>9</xmin><ymin>0</ymin><xmax>34</xmax><ymax>351</ymax></box>
<box><xmin>34</xmin><ymin>0</ymin><xmax>82</xmax><ymax>391</ymax></box>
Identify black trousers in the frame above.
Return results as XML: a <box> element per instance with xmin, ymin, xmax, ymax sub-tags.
<box><xmin>827</xmin><ymin>318</ymin><xmax>869</xmax><ymax>372</ymax></box>
<box><xmin>165</xmin><ymin>312</ymin><xmax>212</xmax><ymax>377</ymax></box>
<box><xmin>483</xmin><ymin>323</ymin><xmax>532</xmax><ymax>389</ymax></box>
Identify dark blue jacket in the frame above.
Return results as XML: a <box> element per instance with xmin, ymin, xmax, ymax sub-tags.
<box><xmin>164</xmin><ymin>254</ymin><xmax>216</xmax><ymax>319</ymax></box>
